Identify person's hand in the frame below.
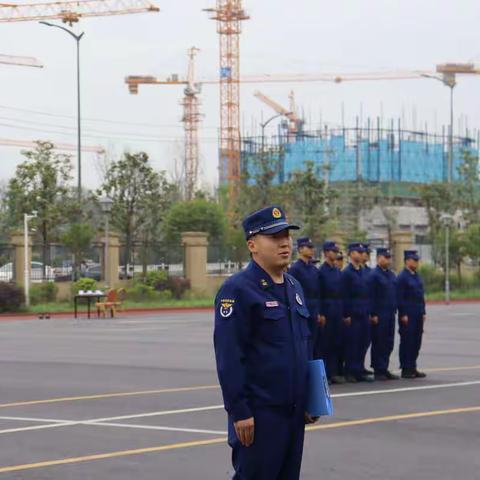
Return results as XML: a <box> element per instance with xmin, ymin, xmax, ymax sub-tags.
<box><xmin>305</xmin><ymin>412</ymin><xmax>319</xmax><ymax>424</ymax></box>
<box><xmin>343</xmin><ymin>317</ymin><xmax>351</xmax><ymax>326</ymax></box>
<box><xmin>317</xmin><ymin>315</ymin><xmax>326</xmax><ymax>327</ymax></box>
<box><xmin>234</xmin><ymin>417</ymin><xmax>255</xmax><ymax>447</ymax></box>
<box><xmin>370</xmin><ymin>315</ymin><xmax>379</xmax><ymax>325</ymax></box>
<box><xmin>400</xmin><ymin>315</ymin><xmax>408</xmax><ymax>325</ymax></box>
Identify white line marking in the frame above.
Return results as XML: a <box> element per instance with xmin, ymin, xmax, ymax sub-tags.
<box><xmin>1</xmin><ymin>380</ymin><xmax>479</xmax><ymax>436</ymax></box>
<box><xmin>333</xmin><ymin>380</ymin><xmax>480</xmax><ymax>398</ymax></box>
<box><xmin>0</xmin><ymin>422</ymin><xmax>77</xmax><ymax>435</ymax></box>
<box><xmin>0</xmin><ymin>416</ymin><xmax>69</xmax><ymax>423</ymax></box>
<box><xmin>82</xmin><ymin>405</ymin><xmax>225</xmax><ymax>424</ymax></box>
<box><xmin>91</xmin><ymin>422</ymin><xmax>227</xmax><ymax>435</ymax></box>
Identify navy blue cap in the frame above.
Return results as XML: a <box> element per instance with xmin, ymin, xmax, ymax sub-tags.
<box><xmin>377</xmin><ymin>248</ymin><xmax>392</xmax><ymax>258</ymax></box>
<box><xmin>243</xmin><ymin>205</ymin><xmax>300</xmax><ymax>240</ymax></box>
<box><xmin>404</xmin><ymin>250</ymin><xmax>420</xmax><ymax>261</ymax></box>
<box><xmin>323</xmin><ymin>241</ymin><xmax>339</xmax><ymax>253</ymax></box>
<box><xmin>348</xmin><ymin>242</ymin><xmax>365</xmax><ymax>253</ymax></box>
<box><xmin>361</xmin><ymin>243</ymin><xmax>371</xmax><ymax>253</ymax></box>
<box><xmin>297</xmin><ymin>236</ymin><xmax>314</xmax><ymax>249</ymax></box>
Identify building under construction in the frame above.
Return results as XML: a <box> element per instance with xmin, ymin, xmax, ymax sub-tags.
<box><xmin>241</xmin><ymin>120</ymin><xmax>478</xmax><ymax>186</ymax></box>
<box><xmin>238</xmin><ymin>118</ymin><xmax>479</xmax><ymax>257</ymax></box>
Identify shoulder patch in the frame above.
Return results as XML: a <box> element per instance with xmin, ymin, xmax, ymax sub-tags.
<box><xmin>219</xmin><ymin>299</ymin><xmax>235</xmax><ymax>318</ymax></box>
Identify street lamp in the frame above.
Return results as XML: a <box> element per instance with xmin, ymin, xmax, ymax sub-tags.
<box><xmin>100</xmin><ymin>197</ymin><xmax>113</xmax><ymax>288</ymax></box>
<box><xmin>420</xmin><ymin>72</ymin><xmax>456</xmax><ymax>183</ymax></box>
<box><xmin>440</xmin><ymin>213</ymin><xmax>454</xmax><ymax>304</ymax></box>
<box><xmin>24</xmin><ymin>211</ymin><xmax>37</xmax><ymax>307</ymax></box>
<box><xmin>40</xmin><ymin>21</ymin><xmax>84</xmax><ymax>202</ymax></box>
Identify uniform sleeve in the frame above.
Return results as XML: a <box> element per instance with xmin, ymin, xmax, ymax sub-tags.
<box><xmin>366</xmin><ymin>271</ymin><xmax>378</xmax><ymax>317</ymax></box>
<box><xmin>340</xmin><ymin>270</ymin><xmax>352</xmax><ymax>318</ymax></box>
<box><xmin>420</xmin><ymin>278</ymin><xmax>426</xmax><ymax>315</ymax></box>
<box><xmin>213</xmin><ymin>282</ymin><xmax>252</xmax><ymax>422</ymax></box>
<box><xmin>317</xmin><ymin>270</ymin><xmax>325</xmax><ymax>316</ymax></box>
<box><xmin>396</xmin><ymin>273</ymin><xmax>407</xmax><ymax>318</ymax></box>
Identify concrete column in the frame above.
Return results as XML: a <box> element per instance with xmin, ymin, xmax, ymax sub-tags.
<box><xmin>392</xmin><ymin>230</ymin><xmax>414</xmax><ymax>273</ymax></box>
<box><xmin>100</xmin><ymin>232</ymin><xmax>120</xmax><ymax>288</ymax></box>
<box><xmin>181</xmin><ymin>232</ymin><xmax>208</xmax><ymax>292</ymax></box>
<box><xmin>10</xmin><ymin>229</ymin><xmax>32</xmax><ymax>286</ymax></box>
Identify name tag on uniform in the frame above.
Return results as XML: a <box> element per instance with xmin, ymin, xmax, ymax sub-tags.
<box><xmin>265</xmin><ymin>301</ymin><xmax>279</xmax><ymax>308</ymax></box>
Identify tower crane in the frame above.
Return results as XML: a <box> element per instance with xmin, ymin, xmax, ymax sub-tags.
<box><xmin>127</xmin><ymin>47</ymin><xmax>202</xmax><ymax>200</ymax></box>
<box><xmin>253</xmin><ymin>90</ymin><xmax>304</xmax><ymax>138</ymax></box>
<box><xmin>204</xmin><ymin>0</ymin><xmax>249</xmax><ymax>199</ymax></box>
<box><xmin>0</xmin><ymin>138</ymin><xmax>104</xmax><ymax>153</ymax></box>
<box><xmin>0</xmin><ymin>0</ymin><xmax>159</xmax><ymax>24</ymax></box>
<box><xmin>0</xmin><ymin>54</ymin><xmax>43</xmax><ymax>68</ymax></box>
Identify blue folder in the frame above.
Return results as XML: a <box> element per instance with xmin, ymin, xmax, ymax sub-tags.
<box><xmin>306</xmin><ymin>359</ymin><xmax>334</xmax><ymax>417</ymax></box>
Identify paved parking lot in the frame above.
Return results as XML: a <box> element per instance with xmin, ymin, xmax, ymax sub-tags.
<box><xmin>0</xmin><ymin>304</ymin><xmax>479</xmax><ymax>479</ymax></box>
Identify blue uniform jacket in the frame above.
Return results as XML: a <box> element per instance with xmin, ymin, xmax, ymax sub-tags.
<box><xmin>288</xmin><ymin>259</ymin><xmax>320</xmax><ymax>319</ymax></box>
<box><xmin>318</xmin><ymin>261</ymin><xmax>343</xmax><ymax>319</ymax></box>
<box><xmin>366</xmin><ymin>266</ymin><xmax>397</xmax><ymax>317</ymax></box>
<box><xmin>396</xmin><ymin>268</ymin><xmax>426</xmax><ymax>318</ymax></box>
<box><xmin>214</xmin><ymin>261</ymin><xmax>312</xmax><ymax>422</ymax></box>
<box><xmin>340</xmin><ymin>263</ymin><xmax>369</xmax><ymax>318</ymax></box>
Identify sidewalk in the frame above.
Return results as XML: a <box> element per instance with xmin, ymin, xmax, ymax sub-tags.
<box><xmin>0</xmin><ymin>299</ymin><xmax>479</xmax><ymax>322</ymax></box>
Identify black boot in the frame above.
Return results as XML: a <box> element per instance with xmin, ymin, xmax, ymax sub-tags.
<box><xmin>414</xmin><ymin>369</ymin><xmax>427</xmax><ymax>378</ymax></box>
<box><xmin>401</xmin><ymin>369</ymin><xmax>416</xmax><ymax>379</ymax></box>
<box><xmin>385</xmin><ymin>370</ymin><xmax>400</xmax><ymax>380</ymax></box>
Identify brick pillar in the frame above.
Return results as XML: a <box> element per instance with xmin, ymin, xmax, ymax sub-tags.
<box><xmin>10</xmin><ymin>229</ymin><xmax>32</xmax><ymax>286</ymax></box>
<box><xmin>392</xmin><ymin>230</ymin><xmax>414</xmax><ymax>273</ymax></box>
<box><xmin>181</xmin><ymin>232</ymin><xmax>208</xmax><ymax>292</ymax></box>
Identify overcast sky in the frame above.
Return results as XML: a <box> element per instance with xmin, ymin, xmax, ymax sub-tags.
<box><xmin>2</xmin><ymin>0</ymin><xmax>479</xmax><ymax>191</ymax></box>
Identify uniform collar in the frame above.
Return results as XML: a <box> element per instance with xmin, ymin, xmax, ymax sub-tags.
<box><xmin>247</xmin><ymin>260</ymin><xmax>285</xmax><ymax>290</ymax></box>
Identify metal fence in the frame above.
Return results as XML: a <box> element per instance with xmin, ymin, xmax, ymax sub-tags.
<box><xmin>120</xmin><ymin>242</ymin><xmax>185</xmax><ymax>278</ymax></box>
<box><xmin>0</xmin><ymin>244</ymin><xmax>15</xmax><ymax>283</ymax></box>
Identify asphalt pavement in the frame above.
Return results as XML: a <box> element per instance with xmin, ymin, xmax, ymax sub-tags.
<box><xmin>0</xmin><ymin>304</ymin><xmax>479</xmax><ymax>479</ymax></box>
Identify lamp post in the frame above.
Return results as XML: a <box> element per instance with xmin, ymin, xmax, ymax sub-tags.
<box><xmin>100</xmin><ymin>197</ymin><xmax>113</xmax><ymax>288</ymax></box>
<box><xmin>40</xmin><ymin>21</ymin><xmax>84</xmax><ymax>201</ymax></box>
<box><xmin>24</xmin><ymin>211</ymin><xmax>37</xmax><ymax>307</ymax></box>
<box><xmin>440</xmin><ymin>213</ymin><xmax>454</xmax><ymax>304</ymax></box>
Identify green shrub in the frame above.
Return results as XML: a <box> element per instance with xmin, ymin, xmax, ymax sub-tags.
<box><xmin>72</xmin><ymin>278</ymin><xmax>97</xmax><ymax>295</ymax></box>
<box><xmin>143</xmin><ymin>270</ymin><xmax>168</xmax><ymax>290</ymax></box>
<box><xmin>0</xmin><ymin>282</ymin><xmax>24</xmax><ymax>312</ymax></box>
<box><xmin>30</xmin><ymin>282</ymin><xmax>58</xmax><ymax>305</ymax></box>
<box><xmin>126</xmin><ymin>284</ymin><xmax>158</xmax><ymax>302</ymax></box>
<box><xmin>418</xmin><ymin>265</ymin><xmax>443</xmax><ymax>292</ymax></box>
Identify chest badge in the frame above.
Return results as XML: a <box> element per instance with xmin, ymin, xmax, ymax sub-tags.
<box><xmin>295</xmin><ymin>293</ymin><xmax>303</xmax><ymax>306</ymax></box>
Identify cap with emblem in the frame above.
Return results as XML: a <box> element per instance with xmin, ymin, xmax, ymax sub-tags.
<box><xmin>377</xmin><ymin>247</ymin><xmax>392</xmax><ymax>258</ymax></box>
<box><xmin>242</xmin><ymin>205</ymin><xmax>300</xmax><ymax>240</ymax></box>
<box><xmin>348</xmin><ymin>242</ymin><xmax>365</xmax><ymax>253</ymax></box>
<box><xmin>297</xmin><ymin>236</ymin><xmax>314</xmax><ymax>249</ymax></box>
<box><xmin>322</xmin><ymin>241</ymin><xmax>339</xmax><ymax>253</ymax></box>
<box><xmin>404</xmin><ymin>250</ymin><xmax>420</xmax><ymax>261</ymax></box>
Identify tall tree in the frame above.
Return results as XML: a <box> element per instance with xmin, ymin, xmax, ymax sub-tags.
<box><xmin>98</xmin><ymin>152</ymin><xmax>176</xmax><ymax>272</ymax></box>
<box><xmin>163</xmin><ymin>198</ymin><xmax>227</xmax><ymax>244</ymax></box>
<box><xmin>61</xmin><ymin>223</ymin><xmax>95</xmax><ymax>280</ymax></box>
<box><xmin>284</xmin><ymin>160</ymin><xmax>334</xmax><ymax>242</ymax></box>
<box><xmin>6</xmin><ymin>141</ymin><xmax>74</xmax><ymax>278</ymax></box>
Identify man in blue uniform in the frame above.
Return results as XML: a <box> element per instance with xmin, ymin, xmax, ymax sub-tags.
<box><xmin>340</xmin><ymin>242</ymin><xmax>374</xmax><ymax>383</ymax></box>
<box><xmin>361</xmin><ymin>243</ymin><xmax>372</xmax><ymax>273</ymax></box>
<box><xmin>396</xmin><ymin>250</ymin><xmax>427</xmax><ymax>379</ymax></box>
<box><xmin>289</xmin><ymin>237</ymin><xmax>322</xmax><ymax>357</ymax></box>
<box><xmin>366</xmin><ymin>248</ymin><xmax>400</xmax><ymax>381</ymax></box>
<box><xmin>214</xmin><ymin>206</ymin><xmax>318</xmax><ymax>480</ymax></box>
<box><xmin>359</xmin><ymin>242</ymin><xmax>373</xmax><ymax>374</ymax></box>
<box><xmin>318</xmin><ymin>241</ymin><xmax>345</xmax><ymax>384</ymax></box>
<box><xmin>335</xmin><ymin>251</ymin><xmax>345</xmax><ymax>270</ymax></box>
